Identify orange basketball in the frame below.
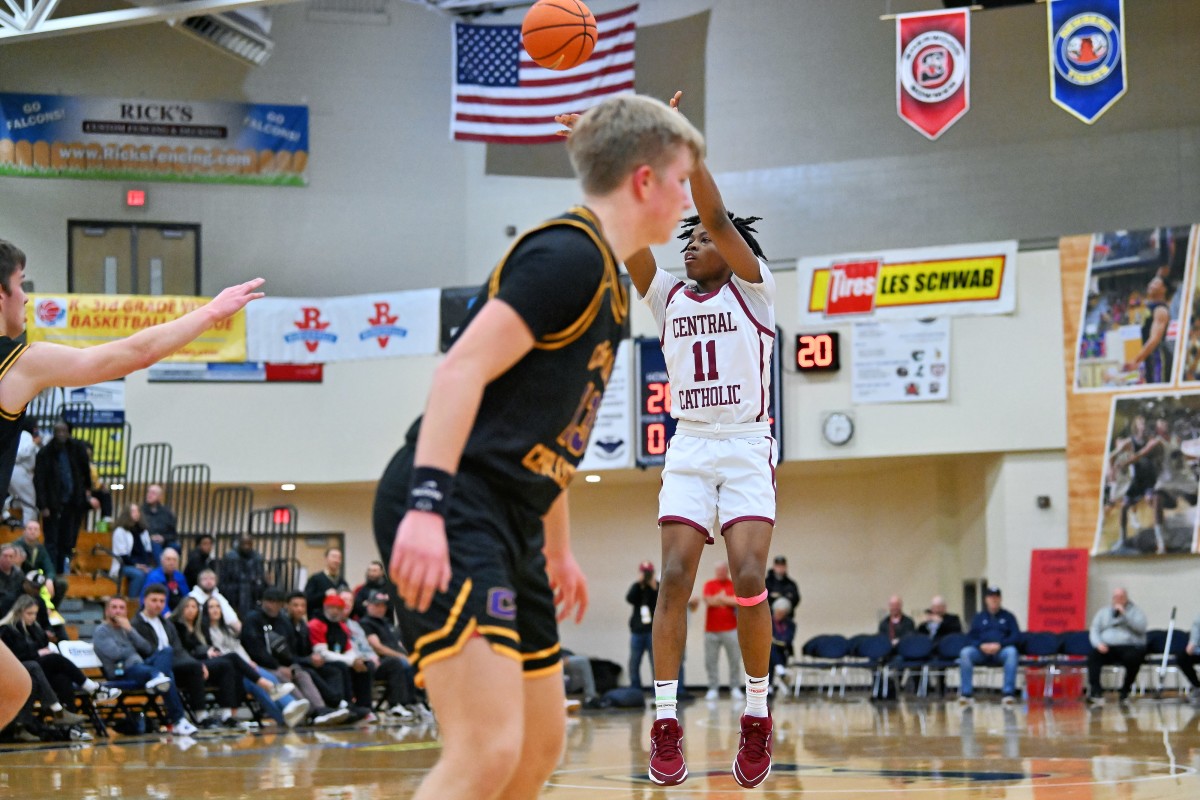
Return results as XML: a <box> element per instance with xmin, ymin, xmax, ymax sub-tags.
<box><xmin>521</xmin><ymin>0</ymin><xmax>597</xmax><ymax>71</ymax></box>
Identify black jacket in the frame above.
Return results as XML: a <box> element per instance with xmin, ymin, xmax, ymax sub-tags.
<box><xmin>219</xmin><ymin>550</ymin><xmax>267</xmax><ymax>618</ymax></box>
<box><xmin>33</xmin><ymin>438</ymin><xmax>91</xmax><ymax>512</ymax></box>
<box><xmin>241</xmin><ymin>608</ymin><xmax>296</xmax><ymax>669</ymax></box>
<box><xmin>765</xmin><ymin>572</ymin><xmax>801</xmax><ymax>617</ymax></box>
<box><xmin>0</xmin><ymin>620</ymin><xmax>49</xmax><ymax>662</ymax></box>
<box><xmin>917</xmin><ymin>613</ymin><xmax>963</xmax><ymax>640</ymax></box>
<box><xmin>132</xmin><ymin>612</ymin><xmax>200</xmax><ymax>668</ymax></box>
<box><xmin>626</xmin><ymin>581</ymin><xmax>658</xmax><ymax>634</ymax></box>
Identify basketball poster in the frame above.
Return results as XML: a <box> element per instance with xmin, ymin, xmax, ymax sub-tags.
<box><xmin>1047</xmin><ymin>0</ymin><xmax>1127</xmax><ymax>124</ymax></box>
<box><xmin>895</xmin><ymin>9</ymin><xmax>969</xmax><ymax>140</ymax></box>
<box><xmin>1094</xmin><ymin>392</ymin><xmax>1200</xmax><ymax>557</ymax></box>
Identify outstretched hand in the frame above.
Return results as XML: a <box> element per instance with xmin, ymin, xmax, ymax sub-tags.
<box><xmin>669</xmin><ymin>90</ymin><xmax>683</xmax><ymax>113</ymax></box>
<box><xmin>207</xmin><ymin>278</ymin><xmax>265</xmax><ymax>321</ymax></box>
<box><xmin>554</xmin><ymin>113</ymin><xmax>581</xmax><ymax>137</ymax></box>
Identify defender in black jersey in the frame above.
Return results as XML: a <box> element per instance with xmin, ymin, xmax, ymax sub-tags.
<box><xmin>0</xmin><ymin>238</ymin><xmax>263</xmax><ymax>734</ymax></box>
<box><xmin>374</xmin><ymin>95</ymin><xmax>703</xmax><ymax>800</ymax></box>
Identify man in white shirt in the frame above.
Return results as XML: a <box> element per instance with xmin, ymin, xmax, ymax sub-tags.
<box><xmin>189</xmin><ymin>569</ymin><xmax>241</xmax><ymax>633</ymax></box>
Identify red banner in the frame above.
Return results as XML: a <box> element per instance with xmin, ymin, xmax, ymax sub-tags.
<box><xmin>896</xmin><ymin>9</ymin><xmax>970</xmax><ymax>140</ymax></box>
<box><xmin>1027</xmin><ymin>548</ymin><xmax>1090</xmax><ymax>632</ymax></box>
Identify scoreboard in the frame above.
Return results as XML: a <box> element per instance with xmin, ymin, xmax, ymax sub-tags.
<box><xmin>634</xmin><ymin>331</ymin><xmax>784</xmax><ymax>468</ymax></box>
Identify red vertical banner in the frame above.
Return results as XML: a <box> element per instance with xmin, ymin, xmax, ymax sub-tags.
<box><xmin>1028</xmin><ymin>548</ymin><xmax>1090</xmax><ymax>631</ymax></box>
<box><xmin>896</xmin><ymin>9</ymin><xmax>970</xmax><ymax>140</ymax></box>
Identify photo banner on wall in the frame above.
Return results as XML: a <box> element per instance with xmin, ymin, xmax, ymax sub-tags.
<box><xmin>0</xmin><ymin>92</ymin><xmax>308</xmax><ymax>186</ymax></box>
<box><xmin>896</xmin><ymin>8</ymin><xmax>970</xmax><ymax>140</ymax></box>
<box><xmin>851</xmin><ymin>318</ymin><xmax>950</xmax><ymax>404</ymax></box>
<box><xmin>246</xmin><ymin>290</ymin><xmax>440</xmax><ymax>364</ymax></box>
<box><xmin>26</xmin><ymin>294</ymin><xmax>247</xmax><ymax>362</ymax></box>
<box><xmin>1047</xmin><ymin>0</ymin><xmax>1127</xmax><ymax>124</ymax></box>
<box><xmin>798</xmin><ymin>240</ymin><xmax>1016</xmax><ymax>324</ymax></box>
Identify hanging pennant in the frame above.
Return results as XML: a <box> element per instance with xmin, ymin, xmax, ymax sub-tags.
<box><xmin>1047</xmin><ymin>0</ymin><xmax>1127</xmax><ymax>124</ymax></box>
<box><xmin>896</xmin><ymin>9</ymin><xmax>970</xmax><ymax>140</ymax></box>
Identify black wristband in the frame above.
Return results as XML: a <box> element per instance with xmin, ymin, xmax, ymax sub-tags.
<box><xmin>407</xmin><ymin>466</ymin><xmax>455</xmax><ymax>516</ymax></box>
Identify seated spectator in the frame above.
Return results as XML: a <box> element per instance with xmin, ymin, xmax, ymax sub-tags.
<box><xmin>1178</xmin><ymin>612</ymin><xmax>1200</xmax><ymax>702</ymax></box>
<box><xmin>351</xmin><ymin>560</ymin><xmax>395</xmax><ymax>622</ymax></box>
<box><xmin>286</xmin><ymin>592</ymin><xmax>367</xmax><ymax>722</ymax></box>
<box><xmin>219</xmin><ymin>536</ymin><xmax>268</xmax><ymax>620</ymax></box>
<box><xmin>0</xmin><ymin>595</ymin><xmax>117</xmax><ymax>726</ymax></box>
<box><xmin>917</xmin><ymin>595</ymin><xmax>963</xmax><ymax>640</ymax></box>
<box><xmin>20</xmin><ymin>570</ymin><xmax>67</xmax><ymax>642</ymax></box>
<box><xmin>190</xmin><ymin>569</ymin><xmax>241</xmax><ymax>633</ymax></box>
<box><xmin>765</xmin><ymin>555</ymin><xmax>800</xmax><ymax>620</ymax></box>
<box><xmin>303</xmin><ymin>548</ymin><xmax>349</xmax><ymax>619</ymax></box>
<box><xmin>110</xmin><ymin>503</ymin><xmax>155</xmax><ymax>598</ymax></box>
<box><xmin>878</xmin><ymin>595</ymin><xmax>915</xmax><ymax>646</ymax></box>
<box><xmin>560</xmin><ymin>647</ymin><xmax>603</xmax><ymax>709</ymax></box>
<box><xmin>5</xmin><ymin>425</ymin><xmax>40</xmax><ymax>528</ymax></box>
<box><xmin>770</xmin><ymin>597</ymin><xmax>796</xmax><ymax>694</ymax></box>
<box><xmin>240</xmin><ymin>587</ymin><xmax>348</xmax><ymax>727</ymax></box>
<box><xmin>15</xmin><ymin>521</ymin><xmax>55</xmax><ymax>580</ymax></box>
<box><xmin>80</xmin><ymin>442</ymin><xmax>112</xmax><ymax>522</ymax></box>
<box><xmin>958</xmin><ymin>586</ymin><xmax>1021</xmax><ymax>705</ymax></box>
<box><xmin>357</xmin><ymin>591</ymin><xmax>420</xmax><ymax>718</ymax></box>
<box><xmin>91</xmin><ymin>596</ymin><xmax>196</xmax><ymax>736</ymax></box>
<box><xmin>183</xmin><ymin>534</ymin><xmax>216</xmax><ymax>589</ymax></box>
<box><xmin>308</xmin><ymin>595</ymin><xmax>375</xmax><ymax>713</ymax></box>
<box><xmin>1086</xmin><ymin>587</ymin><xmax>1148</xmax><ymax>705</ymax></box>
<box><xmin>141</xmin><ymin>483</ymin><xmax>179</xmax><ymax>559</ymax></box>
<box><xmin>141</xmin><ymin>548</ymin><xmax>189</xmax><ymax>613</ymax></box>
<box><xmin>0</xmin><ymin>543</ymin><xmax>27</xmax><ymax>618</ymax></box>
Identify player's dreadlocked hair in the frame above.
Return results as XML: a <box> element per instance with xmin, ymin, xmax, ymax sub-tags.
<box><xmin>678</xmin><ymin>213</ymin><xmax>766</xmax><ymax>260</ymax></box>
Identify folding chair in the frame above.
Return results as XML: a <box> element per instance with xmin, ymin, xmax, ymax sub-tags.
<box><xmin>1020</xmin><ymin>632</ymin><xmax>1062</xmax><ymax>699</ymax></box>
<box><xmin>851</xmin><ymin>634</ymin><xmax>895</xmax><ymax>699</ymax></box>
<box><xmin>893</xmin><ymin>635</ymin><xmax>935</xmax><ymax>697</ymax></box>
<box><xmin>795</xmin><ymin>634</ymin><xmax>852</xmax><ymax>697</ymax></box>
<box><xmin>925</xmin><ymin>633</ymin><xmax>970</xmax><ymax>697</ymax></box>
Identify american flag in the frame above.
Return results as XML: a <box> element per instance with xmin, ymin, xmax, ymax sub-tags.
<box><xmin>451</xmin><ymin>4</ymin><xmax>638</xmax><ymax>144</ymax></box>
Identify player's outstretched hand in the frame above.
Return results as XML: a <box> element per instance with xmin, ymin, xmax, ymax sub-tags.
<box><xmin>545</xmin><ymin>549</ymin><xmax>588</xmax><ymax>624</ymax></box>
<box><xmin>390</xmin><ymin>511</ymin><xmax>452</xmax><ymax>613</ymax></box>
<box><xmin>206</xmin><ymin>278</ymin><xmax>265</xmax><ymax>321</ymax></box>
<box><xmin>669</xmin><ymin>90</ymin><xmax>684</xmax><ymax>113</ymax></box>
<box><xmin>554</xmin><ymin>113</ymin><xmax>581</xmax><ymax>137</ymax></box>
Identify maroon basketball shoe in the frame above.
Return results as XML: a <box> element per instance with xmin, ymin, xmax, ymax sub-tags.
<box><xmin>732</xmin><ymin>713</ymin><xmax>773</xmax><ymax>788</ymax></box>
<box><xmin>648</xmin><ymin>717</ymin><xmax>688</xmax><ymax>785</ymax></box>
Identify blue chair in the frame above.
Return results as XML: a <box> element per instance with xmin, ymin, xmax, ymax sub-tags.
<box><xmin>1019</xmin><ymin>631</ymin><xmax>1062</xmax><ymax>699</ymax></box>
<box><xmin>801</xmin><ymin>634</ymin><xmax>852</xmax><ymax>697</ymax></box>
<box><xmin>851</xmin><ymin>634</ymin><xmax>896</xmax><ymax>699</ymax></box>
<box><xmin>893</xmin><ymin>634</ymin><xmax>936</xmax><ymax>697</ymax></box>
<box><xmin>924</xmin><ymin>633</ymin><xmax>970</xmax><ymax>697</ymax></box>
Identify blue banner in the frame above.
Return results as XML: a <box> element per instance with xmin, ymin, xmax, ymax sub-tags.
<box><xmin>0</xmin><ymin>92</ymin><xmax>308</xmax><ymax>186</ymax></box>
<box><xmin>1047</xmin><ymin>0</ymin><xmax>1126</xmax><ymax>124</ymax></box>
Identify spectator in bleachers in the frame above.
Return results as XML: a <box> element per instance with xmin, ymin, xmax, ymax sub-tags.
<box><xmin>878</xmin><ymin>595</ymin><xmax>915</xmax><ymax>646</ymax></box>
<box><xmin>285</xmin><ymin>591</ymin><xmax>365</xmax><ymax>721</ymax></box>
<box><xmin>304</xmin><ymin>547</ymin><xmax>349</xmax><ymax>619</ymax></box>
<box><xmin>15</xmin><ymin>520</ymin><xmax>55</xmax><ymax>580</ymax></box>
<box><xmin>350</xmin><ymin>560</ymin><xmax>394</xmax><ymax>622</ymax></box>
<box><xmin>172</xmin><ymin>595</ymin><xmax>287</xmax><ymax>723</ymax></box>
<box><xmin>91</xmin><ymin>596</ymin><xmax>197</xmax><ymax>736</ymax></box>
<box><xmin>765</xmin><ymin>555</ymin><xmax>800</xmax><ymax>620</ymax></box>
<box><xmin>194</xmin><ymin>596</ymin><xmax>310</xmax><ymax>728</ymax></box>
<box><xmin>33</xmin><ymin>420</ymin><xmax>92</xmax><ymax>572</ymax></box>
<box><xmin>5</xmin><ymin>424</ymin><xmax>40</xmax><ymax>528</ymax></box>
<box><xmin>958</xmin><ymin>586</ymin><xmax>1021</xmax><ymax>705</ymax></box>
<box><xmin>132</xmin><ymin>583</ymin><xmax>220</xmax><ymax>729</ymax></box>
<box><xmin>1178</xmin><ymin>612</ymin><xmax>1200</xmax><ymax>702</ymax></box>
<box><xmin>917</xmin><ymin>595</ymin><xmax>963</xmax><ymax>641</ymax></box>
<box><xmin>141</xmin><ymin>484</ymin><xmax>180</xmax><ymax>559</ymax></box>
<box><xmin>1086</xmin><ymin>587</ymin><xmax>1148</xmax><ymax>705</ymax></box>
<box><xmin>219</xmin><ymin>536</ymin><xmax>268</xmax><ymax>620</ymax></box>
<box><xmin>309</xmin><ymin>594</ymin><xmax>375</xmax><ymax>712</ymax></box>
<box><xmin>769</xmin><ymin>597</ymin><xmax>795</xmax><ymax>695</ymax></box>
<box><xmin>0</xmin><ymin>542</ymin><xmax>23</xmax><ymax>618</ymax></box>
<box><xmin>626</xmin><ymin>560</ymin><xmax>657</xmax><ymax>691</ymax></box>
<box><xmin>141</xmin><ymin>548</ymin><xmax>189</xmax><ymax>613</ymax></box>
<box><xmin>240</xmin><ymin>587</ymin><xmax>349</xmax><ymax>727</ymax></box>
<box><xmin>20</xmin><ymin>570</ymin><xmax>67</xmax><ymax>642</ymax></box>
<box><xmin>110</xmin><ymin>503</ymin><xmax>155</xmax><ymax>598</ymax></box>
<box><xmin>560</xmin><ymin>647</ymin><xmax>602</xmax><ymax>710</ymax></box>
<box><xmin>0</xmin><ymin>595</ymin><xmax>116</xmax><ymax>724</ymax></box>
<box><xmin>189</xmin><ymin>568</ymin><xmax>241</xmax><ymax>633</ymax></box>
<box><xmin>358</xmin><ymin>591</ymin><xmax>420</xmax><ymax>718</ymax></box>
<box><xmin>340</xmin><ymin>590</ymin><xmax>398</xmax><ymax>713</ymax></box>
<box><xmin>80</xmin><ymin>442</ymin><xmax>112</xmax><ymax>523</ymax></box>
<box><xmin>183</xmin><ymin>534</ymin><xmax>215</xmax><ymax>589</ymax></box>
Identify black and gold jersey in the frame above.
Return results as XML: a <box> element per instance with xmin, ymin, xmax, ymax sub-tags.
<box><xmin>412</xmin><ymin>206</ymin><xmax>627</xmax><ymax>516</ymax></box>
<box><xmin>0</xmin><ymin>337</ymin><xmax>29</xmax><ymax>498</ymax></box>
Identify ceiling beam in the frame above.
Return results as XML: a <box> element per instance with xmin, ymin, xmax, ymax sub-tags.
<box><xmin>0</xmin><ymin>0</ymin><xmax>300</xmax><ymax>42</ymax></box>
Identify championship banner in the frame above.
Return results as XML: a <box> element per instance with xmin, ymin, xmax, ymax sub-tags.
<box><xmin>1027</xmin><ymin>549</ymin><xmax>1089</xmax><ymax>632</ymax></box>
<box><xmin>896</xmin><ymin>9</ymin><xmax>970</xmax><ymax>140</ymax></box>
<box><xmin>577</xmin><ymin>339</ymin><xmax>633</xmax><ymax>471</ymax></box>
<box><xmin>246</xmin><ymin>290</ymin><xmax>440</xmax><ymax>364</ymax></box>
<box><xmin>1047</xmin><ymin>0</ymin><xmax>1127</xmax><ymax>124</ymax></box>
<box><xmin>798</xmin><ymin>240</ymin><xmax>1017</xmax><ymax>324</ymax></box>
<box><xmin>27</xmin><ymin>294</ymin><xmax>247</xmax><ymax>362</ymax></box>
<box><xmin>0</xmin><ymin>92</ymin><xmax>308</xmax><ymax>186</ymax></box>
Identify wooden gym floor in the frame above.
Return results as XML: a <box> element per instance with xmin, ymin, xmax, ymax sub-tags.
<box><xmin>1</xmin><ymin>694</ymin><xmax>1199</xmax><ymax>799</ymax></box>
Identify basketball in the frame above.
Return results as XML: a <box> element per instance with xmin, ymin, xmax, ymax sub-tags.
<box><xmin>521</xmin><ymin>0</ymin><xmax>597</xmax><ymax>71</ymax></box>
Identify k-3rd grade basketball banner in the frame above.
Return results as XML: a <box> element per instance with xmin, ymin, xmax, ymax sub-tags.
<box><xmin>0</xmin><ymin>93</ymin><xmax>308</xmax><ymax>185</ymax></box>
<box><xmin>27</xmin><ymin>294</ymin><xmax>247</xmax><ymax>362</ymax></box>
<box><xmin>896</xmin><ymin>8</ymin><xmax>969</xmax><ymax>140</ymax></box>
<box><xmin>1047</xmin><ymin>0</ymin><xmax>1126</xmax><ymax>124</ymax></box>
<box><xmin>246</xmin><ymin>291</ymin><xmax>440</xmax><ymax>364</ymax></box>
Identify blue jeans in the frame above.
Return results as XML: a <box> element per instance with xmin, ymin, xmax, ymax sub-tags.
<box><xmin>119</xmin><ymin>567</ymin><xmax>149</xmax><ymax>598</ymax></box>
<box><xmin>959</xmin><ymin>645</ymin><xmax>1019</xmax><ymax>696</ymax></box>
<box><xmin>629</xmin><ymin>632</ymin><xmax>653</xmax><ymax>689</ymax></box>
<box><xmin>125</xmin><ymin>652</ymin><xmax>186</xmax><ymax>723</ymax></box>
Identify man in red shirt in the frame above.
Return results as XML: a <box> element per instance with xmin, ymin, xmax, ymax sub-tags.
<box><xmin>703</xmin><ymin>562</ymin><xmax>743</xmax><ymax>701</ymax></box>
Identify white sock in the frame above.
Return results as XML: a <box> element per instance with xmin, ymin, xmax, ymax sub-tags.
<box><xmin>745</xmin><ymin>675</ymin><xmax>769</xmax><ymax>717</ymax></box>
<box><xmin>50</xmin><ymin>702</ymin><xmax>63</xmax><ymax>713</ymax></box>
<box><xmin>82</xmin><ymin>679</ymin><xmax>99</xmax><ymax>694</ymax></box>
<box><xmin>654</xmin><ymin>680</ymin><xmax>679</xmax><ymax>720</ymax></box>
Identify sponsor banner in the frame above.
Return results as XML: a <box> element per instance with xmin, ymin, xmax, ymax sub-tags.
<box><xmin>63</xmin><ymin>381</ymin><xmax>125</xmax><ymax>425</ymax></box>
<box><xmin>1094</xmin><ymin>392</ymin><xmax>1200</xmax><ymax>556</ymax></box>
<box><xmin>27</xmin><ymin>293</ymin><xmax>247</xmax><ymax>362</ymax></box>
<box><xmin>798</xmin><ymin>240</ymin><xmax>1017</xmax><ymax>324</ymax></box>
<box><xmin>1073</xmin><ymin>225</ymin><xmax>1194</xmax><ymax>392</ymax></box>
<box><xmin>246</xmin><ymin>290</ymin><xmax>440</xmax><ymax>364</ymax></box>
<box><xmin>896</xmin><ymin>9</ymin><xmax>970</xmax><ymax>140</ymax></box>
<box><xmin>577</xmin><ymin>339</ymin><xmax>633</xmax><ymax>471</ymax></box>
<box><xmin>1027</xmin><ymin>549</ymin><xmax>1089</xmax><ymax>632</ymax></box>
<box><xmin>0</xmin><ymin>92</ymin><xmax>308</xmax><ymax>186</ymax></box>
<box><xmin>851</xmin><ymin>318</ymin><xmax>950</xmax><ymax>404</ymax></box>
<box><xmin>1047</xmin><ymin>0</ymin><xmax>1127</xmax><ymax>124</ymax></box>
<box><xmin>147</xmin><ymin>362</ymin><xmax>323</xmax><ymax>383</ymax></box>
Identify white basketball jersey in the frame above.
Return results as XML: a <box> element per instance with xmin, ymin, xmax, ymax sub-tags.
<box><xmin>642</xmin><ymin>261</ymin><xmax>776</xmax><ymax>426</ymax></box>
